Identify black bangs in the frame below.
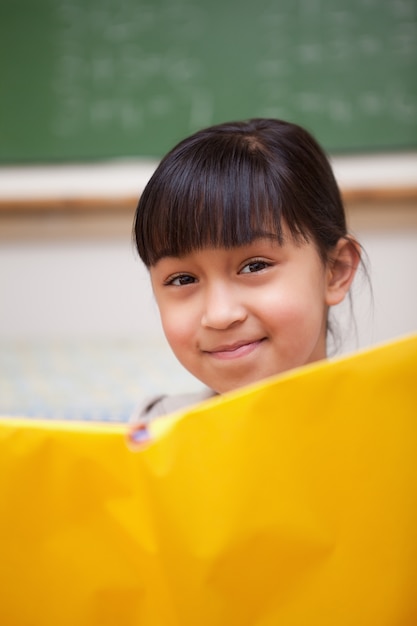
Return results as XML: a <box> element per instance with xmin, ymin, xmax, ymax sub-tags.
<box><xmin>133</xmin><ymin>118</ymin><xmax>344</xmax><ymax>267</ymax></box>
<box><xmin>135</xmin><ymin>136</ymin><xmax>288</xmax><ymax>267</ymax></box>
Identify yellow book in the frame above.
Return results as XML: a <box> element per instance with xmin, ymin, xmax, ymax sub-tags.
<box><xmin>1</xmin><ymin>335</ymin><xmax>416</xmax><ymax>626</ymax></box>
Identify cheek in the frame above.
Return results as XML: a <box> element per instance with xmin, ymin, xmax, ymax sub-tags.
<box><xmin>261</xmin><ymin>285</ymin><xmax>325</xmax><ymax>330</ymax></box>
<box><xmin>260</xmin><ymin>289</ymin><xmax>307</xmax><ymax>319</ymax></box>
<box><xmin>159</xmin><ymin>307</ymin><xmax>195</xmax><ymax>350</ymax></box>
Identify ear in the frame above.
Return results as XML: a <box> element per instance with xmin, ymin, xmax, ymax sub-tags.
<box><xmin>325</xmin><ymin>237</ymin><xmax>361</xmax><ymax>306</ymax></box>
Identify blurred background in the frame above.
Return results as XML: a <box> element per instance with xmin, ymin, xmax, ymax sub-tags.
<box><xmin>0</xmin><ymin>0</ymin><xmax>416</xmax><ymax>421</ymax></box>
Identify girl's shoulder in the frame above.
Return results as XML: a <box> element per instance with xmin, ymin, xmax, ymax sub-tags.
<box><xmin>130</xmin><ymin>388</ymin><xmax>216</xmax><ymax>424</ymax></box>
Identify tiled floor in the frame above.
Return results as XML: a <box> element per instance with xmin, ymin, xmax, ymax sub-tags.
<box><xmin>0</xmin><ymin>339</ymin><xmax>202</xmax><ymax>422</ymax></box>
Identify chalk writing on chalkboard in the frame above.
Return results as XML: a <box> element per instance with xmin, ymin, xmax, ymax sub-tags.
<box><xmin>0</xmin><ymin>0</ymin><xmax>416</xmax><ymax>162</ymax></box>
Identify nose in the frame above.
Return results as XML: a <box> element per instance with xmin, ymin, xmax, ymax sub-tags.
<box><xmin>201</xmin><ymin>284</ymin><xmax>247</xmax><ymax>330</ymax></box>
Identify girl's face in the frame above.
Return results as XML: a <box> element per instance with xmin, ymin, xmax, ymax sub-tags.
<box><xmin>150</xmin><ymin>226</ymin><xmax>343</xmax><ymax>394</ymax></box>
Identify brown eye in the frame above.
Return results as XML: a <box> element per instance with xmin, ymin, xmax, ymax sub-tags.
<box><xmin>168</xmin><ymin>274</ymin><xmax>196</xmax><ymax>286</ymax></box>
<box><xmin>240</xmin><ymin>260</ymin><xmax>269</xmax><ymax>274</ymax></box>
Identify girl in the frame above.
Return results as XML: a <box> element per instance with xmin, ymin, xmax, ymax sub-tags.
<box><xmin>131</xmin><ymin>118</ymin><xmax>361</xmax><ymax>423</ymax></box>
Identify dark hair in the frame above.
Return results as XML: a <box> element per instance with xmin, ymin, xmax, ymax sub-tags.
<box><xmin>134</xmin><ymin>118</ymin><xmax>348</xmax><ymax>267</ymax></box>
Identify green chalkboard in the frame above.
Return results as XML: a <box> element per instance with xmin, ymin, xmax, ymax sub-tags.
<box><xmin>1</xmin><ymin>0</ymin><xmax>416</xmax><ymax>163</ymax></box>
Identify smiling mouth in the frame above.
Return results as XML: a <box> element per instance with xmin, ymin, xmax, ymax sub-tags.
<box><xmin>204</xmin><ymin>339</ymin><xmax>266</xmax><ymax>360</ymax></box>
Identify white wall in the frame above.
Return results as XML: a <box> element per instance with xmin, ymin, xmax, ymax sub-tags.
<box><xmin>0</xmin><ymin>238</ymin><xmax>160</xmax><ymax>340</ymax></box>
<box><xmin>1</xmin><ymin>223</ymin><xmax>416</xmax><ymax>354</ymax></box>
<box><xmin>334</xmin><ymin>227</ymin><xmax>417</xmax><ymax>353</ymax></box>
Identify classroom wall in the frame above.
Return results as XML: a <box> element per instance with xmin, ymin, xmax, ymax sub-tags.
<box><xmin>1</xmin><ymin>206</ymin><xmax>416</xmax><ymax>354</ymax></box>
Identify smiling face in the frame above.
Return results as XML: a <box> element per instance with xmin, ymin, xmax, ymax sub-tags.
<box><xmin>135</xmin><ymin>119</ymin><xmax>360</xmax><ymax>393</ymax></box>
<box><xmin>150</xmin><ymin>230</ymin><xmax>338</xmax><ymax>394</ymax></box>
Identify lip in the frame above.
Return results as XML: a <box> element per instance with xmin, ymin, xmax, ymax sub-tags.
<box><xmin>203</xmin><ymin>338</ymin><xmax>265</xmax><ymax>360</ymax></box>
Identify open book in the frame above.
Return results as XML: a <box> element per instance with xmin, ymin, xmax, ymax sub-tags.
<box><xmin>1</xmin><ymin>334</ymin><xmax>416</xmax><ymax>626</ymax></box>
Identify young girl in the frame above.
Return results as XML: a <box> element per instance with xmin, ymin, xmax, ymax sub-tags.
<box><xmin>131</xmin><ymin>118</ymin><xmax>361</xmax><ymax>423</ymax></box>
